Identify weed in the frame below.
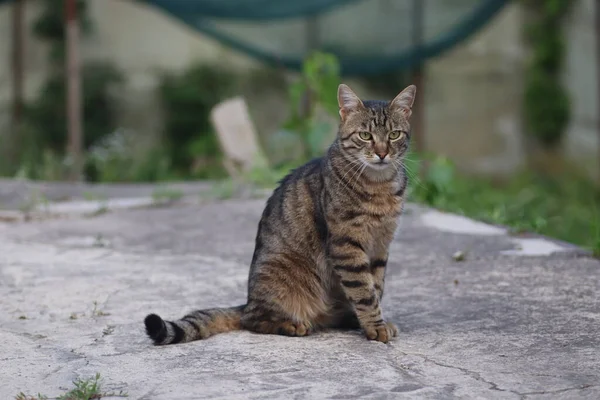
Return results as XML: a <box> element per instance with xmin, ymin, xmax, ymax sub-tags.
<box><xmin>283</xmin><ymin>52</ymin><xmax>340</xmax><ymax>160</ymax></box>
<box><xmin>15</xmin><ymin>393</ymin><xmax>48</xmax><ymax>400</ymax></box>
<box><xmin>406</xmin><ymin>153</ymin><xmax>600</xmax><ymax>251</ymax></box>
<box><xmin>56</xmin><ymin>373</ymin><xmax>126</xmax><ymax>400</ymax></box>
<box><xmin>57</xmin><ymin>373</ymin><xmax>103</xmax><ymax>400</ymax></box>
<box><xmin>591</xmin><ymin>202</ymin><xmax>600</xmax><ymax>258</ymax></box>
<box><xmin>592</xmin><ymin>221</ymin><xmax>600</xmax><ymax>258</ymax></box>
<box><xmin>15</xmin><ymin>373</ymin><xmax>127</xmax><ymax>400</ymax></box>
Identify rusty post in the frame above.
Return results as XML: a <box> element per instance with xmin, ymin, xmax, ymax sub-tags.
<box><xmin>65</xmin><ymin>0</ymin><xmax>84</xmax><ymax>181</ymax></box>
<box><xmin>10</xmin><ymin>0</ymin><xmax>24</xmax><ymax>166</ymax></box>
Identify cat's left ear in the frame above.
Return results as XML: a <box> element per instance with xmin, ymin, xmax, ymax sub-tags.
<box><xmin>390</xmin><ymin>85</ymin><xmax>416</xmax><ymax>119</ymax></box>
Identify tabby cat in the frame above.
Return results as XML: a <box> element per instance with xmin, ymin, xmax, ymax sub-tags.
<box><xmin>144</xmin><ymin>83</ymin><xmax>416</xmax><ymax>344</ymax></box>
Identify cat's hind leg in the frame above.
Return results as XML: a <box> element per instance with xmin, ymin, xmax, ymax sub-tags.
<box><xmin>241</xmin><ymin>303</ymin><xmax>314</xmax><ymax>336</ymax></box>
<box><xmin>241</xmin><ymin>258</ymin><xmax>327</xmax><ymax>337</ymax></box>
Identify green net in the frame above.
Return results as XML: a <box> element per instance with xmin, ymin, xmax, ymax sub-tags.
<box><xmin>0</xmin><ymin>0</ymin><xmax>510</xmax><ymax>76</ymax></box>
<box><xmin>141</xmin><ymin>0</ymin><xmax>361</xmax><ymax>20</ymax></box>
<box><xmin>141</xmin><ymin>0</ymin><xmax>510</xmax><ymax>76</ymax></box>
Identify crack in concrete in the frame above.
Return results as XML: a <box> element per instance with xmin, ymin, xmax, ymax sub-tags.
<box><xmin>408</xmin><ymin>352</ymin><xmax>520</xmax><ymax>397</ymax></box>
<box><xmin>403</xmin><ymin>351</ymin><xmax>597</xmax><ymax>399</ymax></box>
<box><xmin>518</xmin><ymin>385</ymin><xmax>595</xmax><ymax>398</ymax></box>
<box><xmin>138</xmin><ymin>385</ymin><xmax>160</xmax><ymax>400</ymax></box>
<box><xmin>43</xmin><ymin>365</ymin><xmax>63</xmax><ymax>380</ymax></box>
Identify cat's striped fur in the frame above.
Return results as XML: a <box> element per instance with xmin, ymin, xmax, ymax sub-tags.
<box><xmin>144</xmin><ymin>83</ymin><xmax>416</xmax><ymax>344</ymax></box>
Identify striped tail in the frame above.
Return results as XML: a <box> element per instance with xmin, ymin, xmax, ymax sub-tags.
<box><xmin>144</xmin><ymin>305</ymin><xmax>245</xmax><ymax>345</ymax></box>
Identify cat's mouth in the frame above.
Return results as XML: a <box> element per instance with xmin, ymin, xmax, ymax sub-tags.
<box><xmin>368</xmin><ymin>160</ymin><xmax>392</xmax><ymax>170</ymax></box>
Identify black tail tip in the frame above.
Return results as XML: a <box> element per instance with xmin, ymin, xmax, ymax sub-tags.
<box><xmin>144</xmin><ymin>313</ymin><xmax>166</xmax><ymax>344</ymax></box>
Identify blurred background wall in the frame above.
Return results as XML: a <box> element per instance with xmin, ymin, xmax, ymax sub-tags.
<box><xmin>0</xmin><ymin>0</ymin><xmax>597</xmax><ymax>181</ymax></box>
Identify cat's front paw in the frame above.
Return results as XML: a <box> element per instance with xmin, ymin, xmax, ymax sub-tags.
<box><xmin>364</xmin><ymin>321</ymin><xmax>398</xmax><ymax>343</ymax></box>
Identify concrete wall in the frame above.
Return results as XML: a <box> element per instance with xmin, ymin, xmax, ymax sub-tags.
<box><xmin>0</xmin><ymin>1</ymin><xmax>48</xmax><ymax>139</ymax></box>
<box><xmin>563</xmin><ymin>0</ymin><xmax>599</xmax><ymax>181</ymax></box>
<box><xmin>423</xmin><ymin>2</ymin><xmax>526</xmax><ymax>176</ymax></box>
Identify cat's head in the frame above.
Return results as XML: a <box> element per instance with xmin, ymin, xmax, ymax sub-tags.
<box><xmin>336</xmin><ymin>84</ymin><xmax>416</xmax><ymax>174</ymax></box>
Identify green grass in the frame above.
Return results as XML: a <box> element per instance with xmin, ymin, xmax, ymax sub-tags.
<box><xmin>15</xmin><ymin>373</ymin><xmax>127</xmax><ymax>400</ymax></box>
<box><xmin>404</xmin><ymin>154</ymin><xmax>600</xmax><ymax>254</ymax></box>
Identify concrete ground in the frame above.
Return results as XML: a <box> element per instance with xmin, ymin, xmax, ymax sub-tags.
<box><xmin>0</xmin><ymin>189</ymin><xmax>598</xmax><ymax>399</ymax></box>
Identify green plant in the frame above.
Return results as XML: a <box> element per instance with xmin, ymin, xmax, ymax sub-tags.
<box><xmin>522</xmin><ymin>0</ymin><xmax>572</xmax><ymax>147</ymax></box>
<box><xmin>406</xmin><ymin>153</ymin><xmax>600</xmax><ymax>252</ymax></box>
<box><xmin>13</xmin><ymin>146</ymin><xmax>68</xmax><ymax>181</ymax></box>
<box><xmin>15</xmin><ymin>393</ymin><xmax>48</xmax><ymax>400</ymax></box>
<box><xmin>243</xmin><ymin>163</ymin><xmax>291</xmax><ymax>189</ymax></box>
<box><xmin>592</xmin><ymin>203</ymin><xmax>600</xmax><ymax>258</ymax></box>
<box><xmin>282</xmin><ymin>52</ymin><xmax>341</xmax><ymax>160</ymax></box>
<box><xmin>86</xmin><ymin>130</ymin><xmax>173</xmax><ymax>182</ymax></box>
<box><xmin>15</xmin><ymin>373</ymin><xmax>127</xmax><ymax>400</ymax></box>
<box><xmin>158</xmin><ymin>64</ymin><xmax>238</xmax><ymax>177</ymax></box>
<box><xmin>404</xmin><ymin>153</ymin><xmax>456</xmax><ymax>206</ymax></box>
<box><xmin>593</xmin><ymin>236</ymin><xmax>600</xmax><ymax>258</ymax></box>
<box><xmin>57</xmin><ymin>373</ymin><xmax>126</xmax><ymax>400</ymax></box>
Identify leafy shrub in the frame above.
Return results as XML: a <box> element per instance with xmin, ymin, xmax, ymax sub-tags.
<box><xmin>406</xmin><ymin>153</ymin><xmax>600</xmax><ymax>252</ymax></box>
<box><xmin>158</xmin><ymin>64</ymin><xmax>238</xmax><ymax>177</ymax></box>
<box><xmin>522</xmin><ymin>0</ymin><xmax>572</xmax><ymax>147</ymax></box>
<box><xmin>86</xmin><ymin>129</ymin><xmax>173</xmax><ymax>182</ymax></box>
<box><xmin>25</xmin><ymin>63</ymin><xmax>124</xmax><ymax>154</ymax></box>
<box><xmin>282</xmin><ymin>52</ymin><xmax>341</xmax><ymax>160</ymax></box>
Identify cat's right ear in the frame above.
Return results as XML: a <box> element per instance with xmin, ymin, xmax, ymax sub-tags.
<box><xmin>337</xmin><ymin>84</ymin><xmax>364</xmax><ymax>121</ymax></box>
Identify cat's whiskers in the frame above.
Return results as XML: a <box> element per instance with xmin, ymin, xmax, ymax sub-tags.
<box><xmin>346</xmin><ymin>158</ymin><xmax>369</xmax><ymax>190</ymax></box>
<box><xmin>397</xmin><ymin>159</ymin><xmax>427</xmax><ymax>192</ymax></box>
<box><xmin>353</xmin><ymin>162</ymin><xmax>369</xmax><ymax>188</ymax></box>
<box><xmin>335</xmin><ymin>157</ymin><xmax>366</xmax><ymax>193</ymax></box>
<box><xmin>337</xmin><ymin>163</ymin><xmax>364</xmax><ymax>195</ymax></box>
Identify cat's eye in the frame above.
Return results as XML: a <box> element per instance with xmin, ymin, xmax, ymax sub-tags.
<box><xmin>358</xmin><ymin>132</ymin><xmax>372</xmax><ymax>141</ymax></box>
<box><xmin>389</xmin><ymin>131</ymin><xmax>406</xmax><ymax>141</ymax></box>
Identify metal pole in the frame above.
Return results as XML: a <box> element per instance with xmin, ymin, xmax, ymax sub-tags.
<box><xmin>10</xmin><ymin>0</ymin><xmax>24</xmax><ymax>165</ymax></box>
<box><xmin>65</xmin><ymin>0</ymin><xmax>83</xmax><ymax>181</ymax></box>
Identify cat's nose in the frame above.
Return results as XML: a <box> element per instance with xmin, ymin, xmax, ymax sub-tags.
<box><xmin>376</xmin><ymin>151</ymin><xmax>388</xmax><ymax>160</ymax></box>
